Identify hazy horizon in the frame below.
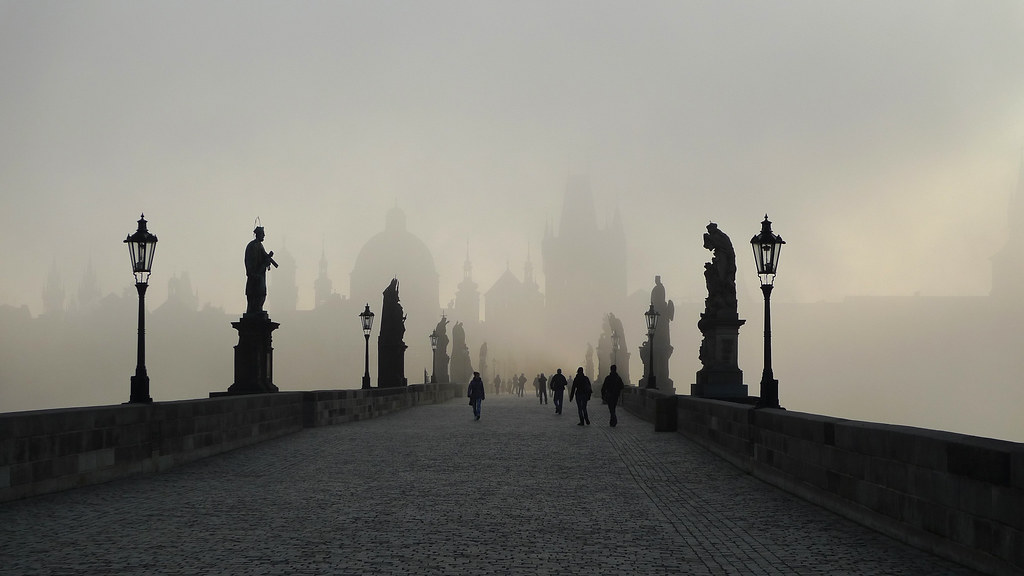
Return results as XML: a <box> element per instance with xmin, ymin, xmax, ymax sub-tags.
<box><xmin>2</xmin><ymin>1</ymin><xmax>1023</xmax><ymax>317</ymax></box>
<box><xmin>2</xmin><ymin>2</ymin><xmax>1024</xmax><ymax>442</ymax></box>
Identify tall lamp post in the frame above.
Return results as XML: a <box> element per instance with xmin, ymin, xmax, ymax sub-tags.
<box><xmin>644</xmin><ymin>304</ymin><xmax>660</xmax><ymax>389</ymax></box>
<box><xmin>124</xmin><ymin>214</ymin><xmax>157</xmax><ymax>404</ymax></box>
<box><xmin>751</xmin><ymin>215</ymin><xmax>785</xmax><ymax>409</ymax></box>
<box><xmin>429</xmin><ymin>330</ymin><xmax>438</xmax><ymax>383</ymax></box>
<box><xmin>359</xmin><ymin>304</ymin><xmax>374</xmax><ymax>389</ymax></box>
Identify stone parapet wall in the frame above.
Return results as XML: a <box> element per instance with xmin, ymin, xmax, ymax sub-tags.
<box><xmin>668</xmin><ymin>396</ymin><xmax>1024</xmax><ymax>576</ymax></box>
<box><xmin>0</xmin><ymin>383</ymin><xmax>465</xmax><ymax>504</ymax></box>
<box><xmin>620</xmin><ymin>386</ymin><xmax>678</xmax><ymax>431</ymax></box>
<box><xmin>0</xmin><ymin>393</ymin><xmax>304</xmax><ymax>503</ymax></box>
<box><xmin>303</xmin><ymin>383</ymin><xmax>463</xmax><ymax>427</ymax></box>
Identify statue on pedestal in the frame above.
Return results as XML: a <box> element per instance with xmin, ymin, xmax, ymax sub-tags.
<box><xmin>218</xmin><ymin>223</ymin><xmax>280</xmax><ymax>397</ymax></box>
<box><xmin>693</xmin><ymin>222</ymin><xmax>747</xmax><ymax>399</ymax></box>
<box><xmin>640</xmin><ymin>276</ymin><xmax>674</xmax><ymax>390</ymax></box>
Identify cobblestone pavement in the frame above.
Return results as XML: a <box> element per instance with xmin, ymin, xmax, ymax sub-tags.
<box><xmin>1</xmin><ymin>395</ymin><xmax>981</xmax><ymax>575</ymax></box>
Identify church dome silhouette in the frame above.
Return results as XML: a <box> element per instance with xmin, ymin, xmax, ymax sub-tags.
<box><xmin>350</xmin><ymin>206</ymin><xmax>440</xmax><ymax>330</ymax></box>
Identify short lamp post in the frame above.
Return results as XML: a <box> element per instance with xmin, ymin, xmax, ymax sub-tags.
<box><xmin>359</xmin><ymin>304</ymin><xmax>374</xmax><ymax>389</ymax></box>
<box><xmin>644</xmin><ymin>303</ymin><xmax>660</xmax><ymax>389</ymax></box>
<box><xmin>124</xmin><ymin>214</ymin><xmax>157</xmax><ymax>404</ymax></box>
<box><xmin>751</xmin><ymin>215</ymin><xmax>785</xmax><ymax>409</ymax></box>
<box><xmin>429</xmin><ymin>330</ymin><xmax>438</xmax><ymax>383</ymax></box>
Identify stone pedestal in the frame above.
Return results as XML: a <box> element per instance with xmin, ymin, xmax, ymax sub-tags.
<box><xmin>219</xmin><ymin>313</ymin><xmax>280</xmax><ymax>395</ymax></box>
<box><xmin>378</xmin><ymin>340</ymin><xmax>408</xmax><ymax>388</ymax></box>
<box><xmin>692</xmin><ymin>314</ymin><xmax>748</xmax><ymax>399</ymax></box>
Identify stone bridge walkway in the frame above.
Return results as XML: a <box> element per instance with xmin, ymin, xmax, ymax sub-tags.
<box><xmin>0</xmin><ymin>395</ymin><xmax>981</xmax><ymax>575</ymax></box>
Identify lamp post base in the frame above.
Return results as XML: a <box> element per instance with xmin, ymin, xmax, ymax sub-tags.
<box><xmin>755</xmin><ymin>377</ymin><xmax>782</xmax><ymax>409</ymax></box>
<box><xmin>129</xmin><ymin>373</ymin><xmax>152</xmax><ymax>404</ymax></box>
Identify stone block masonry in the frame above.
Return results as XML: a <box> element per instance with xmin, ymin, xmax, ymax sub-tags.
<box><xmin>620</xmin><ymin>392</ymin><xmax>1023</xmax><ymax>576</ymax></box>
<box><xmin>0</xmin><ymin>382</ymin><xmax>463</xmax><ymax>503</ymax></box>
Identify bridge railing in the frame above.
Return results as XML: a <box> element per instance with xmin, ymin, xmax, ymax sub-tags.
<box><xmin>621</xmin><ymin>386</ymin><xmax>1024</xmax><ymax>576</ymax></box>
<box><xmin>0</xmin><ymin>382</ymin><xmax>464</xmax><ymax>504</ymax></box>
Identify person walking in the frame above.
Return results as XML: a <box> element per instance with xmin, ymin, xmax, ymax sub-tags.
<box><xmin>468</xmin><ymin>371</ymin><xmax>485</xmax><ymax>420</ymax></box>
<box><xmin>569</xmin><ymin>367</ymin><xmax>592</xmax><ymax>426</ymax></box>
<box><xmin>537</xmin><ymin>373</ymin><xmax>548</xmax><ymax>404</ymax></box>
<box><xmin>601</xmin><ymin>364</ymin><xmax>625</xmax><ymax>427</ymax></box>
<box><xmin>549</xmin><ymin>369</ymin><xmax>568</xmax><ymax>414</ymax></box>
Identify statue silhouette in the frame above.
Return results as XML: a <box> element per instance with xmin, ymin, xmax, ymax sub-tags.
<box><xmin>377</xmin><ymin>278</ymin><xmax>408</xmax><ymax>387</ymax></box>
<box><xmin>244</xmin><ymin>226</ymin><xmax>278</xmax><ymax>317</ymax></box>
<box><xmin>641</xmin><ymin>275</ymin><xmax>674</xmax><ymax>389</ymax></box>
<box><xmin>702</xmin><ymin>222</ymin><xmax>737</xmax><ymax>317</ymax></box>
<box><xmin>433</xmin><ymin>315</ymin><xmax>450</xmax><ymax>384</ymax></box>
<box><xmin>694</xmin><ymin>223</ymin><xmax>747</xmax><ymax>399</ymax></box>
<box><xmin>450</xmin><ymin>321</ymin><xmax>473</xmax><ymax>385</ymax></box>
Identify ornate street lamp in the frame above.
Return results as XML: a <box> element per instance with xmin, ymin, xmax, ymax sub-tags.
<box><xmin>359</xmin><ymin>303</ymin><xmax>374</xmax><ymax>389</ymax></box>
<box><xmin>751</xmin><ymin>215</ymin><xmax>785</xmax><ymax>409</ymax></box>
<box><xmin>429</xmin><ymin>330</ymin><xmax>438</xmax><ymax>383</ymax></box>
<box><xmin>644</xmin><ymin>303</ymin><xmax>660</xmax><ymax>389</ymax></box>
<box><xmin>124</xmin><ymin>214</ymin><xmax>157</xmax><ymax>404</ymax></box>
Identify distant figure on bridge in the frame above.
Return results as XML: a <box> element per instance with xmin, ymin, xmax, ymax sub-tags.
<box><xmin>569</xmin><ymin>367</ymin><xmax>592</xmax><ymax>426</ymax></box>
<box><xmin>537</xmin><ymin>373</ymin><xmax>548</xmax><ymax>405</ymax></box>
<box><xmin>549</xmin><ymin>369</ymin><xmax>568</xmax><ymax>414</ymax></box>
<box><xmin>468</xmin><ymin>371</ymin><xmax>485</xmax><ymax>420</ymax></box>
<box><xmin>493</xmin><ymin>374</ymin><xmax>502</xmax><ymax>395</ymax></box>
<box><xmin>601</xmin><ymin>364</ymin><xmax>625</xmax><ymax>427</ymax></box>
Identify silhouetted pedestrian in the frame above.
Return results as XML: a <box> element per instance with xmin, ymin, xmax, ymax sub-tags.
<box><xmin>493</xmin><ymin>374</ymin><xmax>502</xmax><ymax>395</ymax></box>
<box><xmin>601</xmin><ymin>364</ymin><xmax>625</xmax><ymax>427</ymax></box>
<box><xmin>537</xmin><ymin>373</ymin><xmax>548</xmax><ymax>404</ymax></box>
<box><xmin>549</xmin><ymin>369</ymin><xmax>568</xmax><ymax>414</ymax></box>
<box><xmin>468</xmin><ymin>371</ymin><xmax>485</xmax><ymax>420</ymax></box>
<box><xmin>517</xmin><ymin>373</ymin><xmax>527</xmax><ymax>397</ymax></box>
<box><xmin>569</xmin><ymin>367</ymin><xmax>592</xmax><ymax>426</ymax></box>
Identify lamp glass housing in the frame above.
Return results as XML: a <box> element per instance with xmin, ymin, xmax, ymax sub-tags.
<box><xmin>359</xmin><ymin>304</ymin><xmax>375</xmax><ymax>335</ymax></box>
<box><xmin>124</xmin><ymin>214</ymin><xmax>157</xmax><ymax>284</ymax></box>
<box><xmin>644</xmin><ymin>303</ymin><xmax>659</xmax><ymax>336</ymax></box>
<box><xmin>750</xmin><ymin>215</ymin><xmax>785</xmax><ymax>285</ymax></box>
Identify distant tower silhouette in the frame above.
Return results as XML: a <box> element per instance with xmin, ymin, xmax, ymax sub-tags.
<box><xmin>314</xmin><ymin>245</ymin><xmax>338</xmax><ymax>308</ymax></box>
<box><xmin>542</xmin><ymin>175</ymin><xmax>627</xmax><ymax>353</ymax></box>
<box><xmin>453</xmin><ymin>246</ymin><xmax>480</xmax><ymax>326</ymax></box>
<box><xmin>77</xmin><ymin>259</ymin><xmax>102</xmax><ymax>313</ymax></box>
<box><xmin>482</xmin><ymin>258</ymin><xmax>544</xmax><ymax>366</ymax></box>
<box><xmin>992</xmin><ymin>152</ymin><xmax>1024</xmax><ymax>301</ymax></box>
<box><xmin>166</xmin><ymin>272</ymin><xmax>199</xmax><ymax>311</ymax></box>
<box><xmin>42</xmin><ymin>259</ymin><xmax>65</xmax><ymax>317</ymax></box>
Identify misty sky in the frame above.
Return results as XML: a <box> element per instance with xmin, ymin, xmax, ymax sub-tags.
<box><xmin>2</xmin><ymin>1</ymin><xmax>1023</xmax><ymax>316</ymax></box>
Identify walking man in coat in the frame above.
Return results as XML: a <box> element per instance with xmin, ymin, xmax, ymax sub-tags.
<box><xmin>569</xmin><ymin>367</ymin><xmax>592</xmax><ymax>426</ymax></box>
<box><xmin>468</xmin><ymin>371</ymin><xmax>485</xmax><ymax>420</ymax></box>
<box><xmin>537</xmin><ymin>373</ymin><xmax>548</xmax><ymax>404</ymax></box>
<box><xmin>549</xmin><ymin>369</ymin><xmax>568</xmax><ymax>414</ymax></box>
<box><xmin>601</xmin><ymin>364</ymin><xmax>626</xmax><ymax>427</ymax></box>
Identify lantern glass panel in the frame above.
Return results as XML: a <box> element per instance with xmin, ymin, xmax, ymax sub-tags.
<box><xmin>645</xmin><ymin>305</ymin><xmax>659</xmax><ymax>334</ymax></box>
<box><xmin>359</xmin><ymin>305</ymin><xmax>374</xmax><ymax>334</ymax></box>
